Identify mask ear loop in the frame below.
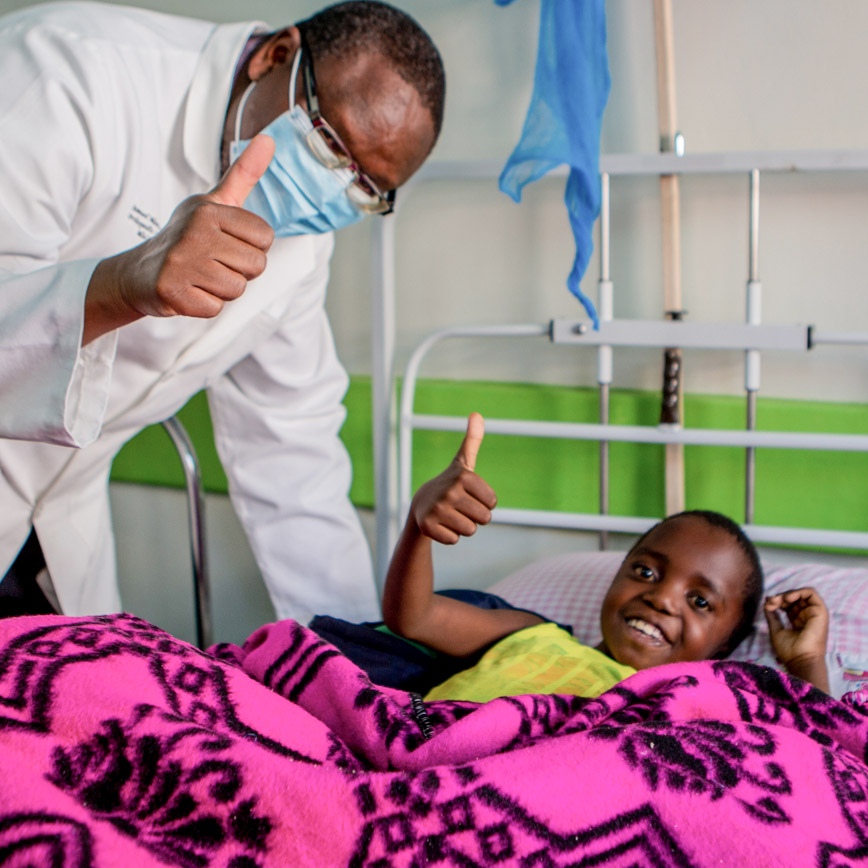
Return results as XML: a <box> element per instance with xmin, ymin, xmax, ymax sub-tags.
<box><xmin>287</xmin><ymin>44</ymin><xmax>302</xmax><ymax>111</ymax></box>
<box><xmin>233</xmin><ymin>45</ymin><xmax>303</xmax><ymax>143</ymax></box>
<box><xmin>233</xmin><ymin>82</ymin><xmax>256</xmax><ymax>143</ymax></box>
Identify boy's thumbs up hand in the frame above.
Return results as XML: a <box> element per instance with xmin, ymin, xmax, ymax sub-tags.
<box><xmin>86</xmin><ymin>136</ymin><xmax>276</xmax><ymax>341</ymax></box>
<box><xmin>411</xmin><ymin>413</ymin><xmax>497</xmax><ymax>545</ymax></box>
<box><xmin>456</xmin><ymin>411</ymin><xmax>485</xmax><ymax>471</ymax></box>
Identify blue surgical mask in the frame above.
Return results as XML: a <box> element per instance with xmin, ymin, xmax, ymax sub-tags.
<box><xmin>229</xmin><ymin>48</ymin><xmax>364</xmax><ymax>236</ymax></box>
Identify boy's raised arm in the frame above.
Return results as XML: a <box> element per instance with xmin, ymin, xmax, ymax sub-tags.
<box><xmin>382</xmin><ymin>413</ymin><xmax>544</xmax><ymax>657</ymax></box>
<box><xmin>764</xmin><ymin>586</ymin><xmax>830</xmax><ymax>694</ymax></box>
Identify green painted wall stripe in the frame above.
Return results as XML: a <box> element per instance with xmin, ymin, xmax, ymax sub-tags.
<box><xmin>110</xmin><ymin>377</ymin><xmax>867</xmax><ymax>534</ymax></box>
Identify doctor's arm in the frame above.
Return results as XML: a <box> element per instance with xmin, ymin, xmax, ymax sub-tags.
<box><xmin>82</xmin><ymin>136</ymin><xmax>276</xmax><ymax>345</ymax></box>
<box><xmin>0</xmin><ymin>68</ymin><xmax>272</xmax><ymax>448</ymax></box>
<box><xmin>382</xmin><ymin>413</ymin><xmax>544</xmax><ymax>657</ymax></box>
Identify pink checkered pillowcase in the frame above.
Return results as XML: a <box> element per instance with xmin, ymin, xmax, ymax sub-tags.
<box><xmin>486</xmin><ymin>552</ymin><xmax>868</xmax><ymax>700</ymax></box>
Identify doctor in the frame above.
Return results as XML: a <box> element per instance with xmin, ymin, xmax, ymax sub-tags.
<box><xmin>0</xmin><ymin>1</ymin><xmax>444</xmax><ymax>622</ymax></box>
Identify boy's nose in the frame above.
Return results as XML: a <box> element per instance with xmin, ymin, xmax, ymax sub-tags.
<box><xmin>641</xmin><ymin>584</ymin><xmax>678</xmax><ymax>615</ymax></box>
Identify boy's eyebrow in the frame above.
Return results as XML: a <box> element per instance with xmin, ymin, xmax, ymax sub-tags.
<box><xmin>632</xmin><ymin>545</ymin><xmax>667</xmax><ymax>564</ymax></box>
<box><xmin>693</xmin><ymin>573</ymin><xmax>722</xmax><ymax>598</ymax></box>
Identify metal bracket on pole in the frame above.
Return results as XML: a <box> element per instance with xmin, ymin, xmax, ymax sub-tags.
<box><xmin>551</xmin><ymin>319</ymin><xmax>810</xmax><ymax>351</ymax></box>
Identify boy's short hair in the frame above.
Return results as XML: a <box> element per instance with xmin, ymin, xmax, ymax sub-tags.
<box><xmin>626</xmin><ymin>510</ymin><xmax>764</xmax><ymax>656</ymax></box>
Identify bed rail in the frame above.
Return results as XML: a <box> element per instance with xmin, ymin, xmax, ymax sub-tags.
<box><xmin>398</xmin><ymin>323</ymin><xmax>868</xmax><ymax>554</ymax></box>
<box><xmin>161</xmin><ymin>416</ymin><xmax>212</xmax><ymax>649</ymax></box>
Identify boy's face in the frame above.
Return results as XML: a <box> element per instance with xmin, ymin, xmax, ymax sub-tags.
<box><xmin>598</xmin><ymin>516</ymin><xmax>749</xmax><ymax>670</ymax></box>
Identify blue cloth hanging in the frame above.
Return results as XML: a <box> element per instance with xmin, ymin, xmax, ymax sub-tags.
<box><xmin>495</xmin><ymin>0</ymin><xmax>610</xmax><ymax>327</ymax></box>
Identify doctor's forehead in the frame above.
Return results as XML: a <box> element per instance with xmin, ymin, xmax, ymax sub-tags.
<box><xmin>315</xmin><ymin>52</ymin><xmax>436</xmax><ymax>189</ymax></box>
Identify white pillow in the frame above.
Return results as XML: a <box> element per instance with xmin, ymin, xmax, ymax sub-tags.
<box><xmin>487</xmin><ymin>551</ymin><xmax>868</xmax><ymax>700</ymax></box>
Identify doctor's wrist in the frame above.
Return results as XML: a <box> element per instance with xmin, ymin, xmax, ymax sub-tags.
<box><xmin>83</xmin><ymin>257</ymin><xmax>144</xmax><ymax>346</ymax></box>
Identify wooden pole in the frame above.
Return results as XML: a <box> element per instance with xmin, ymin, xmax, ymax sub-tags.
<box><xmin>653</xmin><ymin>0</ymin><xmax>685</xmax><ymax>516</ymax></box>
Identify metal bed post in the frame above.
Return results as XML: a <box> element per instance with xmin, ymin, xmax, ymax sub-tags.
<box><xmin>161</xmin><ymin>416</ymin><xmax>212</xmax><ymax>650</ymax></box>
<box><xmin>744</xmin><ymin>169</ymin><xmax>761</xmax><ymax>524</ymax></box>
<box><xmin>597</xmin><ymin>171</ymin><xmax>613</xmax><ymax>549</ymax></box>
<box><xmin>371</xmin><ymin>216</ymin><xmax>399</xmax><ymax>594</ymax></box>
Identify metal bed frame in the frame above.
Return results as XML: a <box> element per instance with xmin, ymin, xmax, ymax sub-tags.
<box><xmin>161</xmin><ymin>417</ymin><xmax>212</xmax><ymax>649</ymax></box>
<box><xmin>370</xmin><ymin>149</ymin><xmax>868</xmax><ymax>585</ymax></box>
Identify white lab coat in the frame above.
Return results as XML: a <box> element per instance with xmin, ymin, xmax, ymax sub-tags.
<box><xmin>0</xmin><ymin>1</ymin><xmax>380</xmax><ymax>624</ymax></box>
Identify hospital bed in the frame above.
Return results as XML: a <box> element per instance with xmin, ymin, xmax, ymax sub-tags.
<box><xmin>2</xmin><ymin>148</ymin><xmax>867</xmax><ymax>866</ymax></box>
<box><xmin>388</xmin><ymin>148</ymin><xmax>868</xmax><ymax>704</ymax></box>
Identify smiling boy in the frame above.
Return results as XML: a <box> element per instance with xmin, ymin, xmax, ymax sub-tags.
<box><xmin>383</xmin><ymin>414</ymin><xmax>831</xmax><ymax>701</ymax></box>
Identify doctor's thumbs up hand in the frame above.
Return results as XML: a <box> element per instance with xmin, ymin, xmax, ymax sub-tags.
<box><xmin>410</xmin><ymin>412</ymin><xmax>497</xmax><ymax>545</ymax></box>
<box><xmin>83</xmin><ymin>135</ymin><xmax>276</xmax><ymax>345</ymax></box>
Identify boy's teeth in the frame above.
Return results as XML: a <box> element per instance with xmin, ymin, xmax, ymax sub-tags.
<box><xmin>626</xmin><ymin>618</ymin><xmax>665</xmax><ymax>642</ymax></box>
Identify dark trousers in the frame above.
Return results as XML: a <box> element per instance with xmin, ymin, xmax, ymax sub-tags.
<box><xmin>0</xmin><ymin>529</ymin><xmax>57</xmax><ymax>617</ymax></box>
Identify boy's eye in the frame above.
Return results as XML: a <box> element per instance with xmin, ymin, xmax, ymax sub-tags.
<box><xmin>691</xmin><ymin>594</ymin><xmax>711</xmax><ymax>611</ymax></box>
<box><xmin>632</xmin><ymin>564</ymin><xmax>656</xmax><ymax>581</ymax></box>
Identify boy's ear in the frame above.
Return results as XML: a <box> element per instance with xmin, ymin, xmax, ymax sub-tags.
<box><xmin>247</xmin><ymin>27</ymin><xmax>301</xmax><ymax>81</ymax></box>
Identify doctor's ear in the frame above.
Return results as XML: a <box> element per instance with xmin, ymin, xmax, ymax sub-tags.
<box><xmin>247</xmin><ymin>27</ymin><xmax>301</xmax><ymax>81</ymax></box>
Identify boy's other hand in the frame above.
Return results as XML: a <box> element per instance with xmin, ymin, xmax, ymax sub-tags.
<box><xmin>764</xmin><ymin>586</ymin><xmax>829</xmax><ymax>688</ymax></box>
<box><xmin>411</xmin><ymin>412</ymin><xmax>497</xmax><ymax>544</ymax></box>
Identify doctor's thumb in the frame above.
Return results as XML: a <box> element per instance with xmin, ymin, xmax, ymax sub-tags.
<box><xmin>210</xmin><ymin>134</ymin><xmax>275</xmax><ymax>208</ymax></box>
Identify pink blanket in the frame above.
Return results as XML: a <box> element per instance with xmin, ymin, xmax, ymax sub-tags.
<box><xmin>1</xmin><ymin>613</ymin><xmax>867</xmax><ymax>867</ymax></box>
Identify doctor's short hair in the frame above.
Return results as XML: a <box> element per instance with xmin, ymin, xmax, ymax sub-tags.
<box><xmin>297</xmin><ymin>1</ymin><xmax>445</xmax><ymax>140</ymax></box>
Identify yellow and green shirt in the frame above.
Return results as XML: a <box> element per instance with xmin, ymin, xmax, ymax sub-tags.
<box><xmin>424</xmin><ymin>622</ymin><xmax>635</xmax><ymax>703</ymax></box>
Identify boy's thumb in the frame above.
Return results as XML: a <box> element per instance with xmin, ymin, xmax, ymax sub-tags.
<box><xmin>207</xmin><ymin>134</ymin><xmax>275</xmax><ymax>208</ymax></box>
<box><xmin>456</xmin><ymin>412</ymin><xmax>485</xmax><ymax>471</ymax></box>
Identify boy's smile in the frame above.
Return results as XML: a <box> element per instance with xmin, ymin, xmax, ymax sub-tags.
<box><xmin>598</xmin><ymin>515</ymin><xmax>751</xmax><ymax>670</ymax></box>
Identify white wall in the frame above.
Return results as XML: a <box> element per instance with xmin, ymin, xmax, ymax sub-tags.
<box><xmin>324</xmin><ymin>0</ymin><xmax>868</xmax><ymax>402</ymax></box>
<box><xmin>5</xmin><ymin>0</ymin><xmax>866</xmax><ymax>639</ymax></box>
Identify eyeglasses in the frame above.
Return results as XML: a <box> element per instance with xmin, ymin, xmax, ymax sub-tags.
<box><xmin>298</xmin><ymin>32</ymin><xmax>395</xmax><ymax>216</ymax></box>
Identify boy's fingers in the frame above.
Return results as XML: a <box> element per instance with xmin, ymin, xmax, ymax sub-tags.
<box><xmin>464</xmin><ymin>472</ymin><xmax>497</xmax><ymax>510</ymax></box>
<box><xmin>764</xmin><ymin>607</ymin><xmax>786</xmax><ymax>638</ymax></box>
<box><xmin>454</xmin><ymin>493</ymin><xmax>493</xmax><ymax>527</ymax></box>
<box><xmin>208</xmin><ymin>134</ymin><xmax>275</xmax><ymax>208</ymax></box>
<box><xmin>456</xmin><ymin>412</ymin><xmax>485</xmax><ymax>471</ymax></box>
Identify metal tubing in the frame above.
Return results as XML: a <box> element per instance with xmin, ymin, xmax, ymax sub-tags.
<box><xmin>810</xmin><ymin>330</ymin><xmax>868</xmax><ymax>346</ymax></box>
<box><xmin>745</xmin><ymin>392</ymin><xmax>757</xmax><ymax>523</ymax></box>
<box><xmin>599</xmin><ymin>149</ymin><xmax>868</xmax><ymax>177</ymax></box>
<box><xmin>490</xmin><ymin>507</ymin><xmax>868</xmax><ymax>552</ymax></box>
<box><xmin>552</xmin><ymin>318</ymin><xmax>808</xmax><ymax>351</ymax></box>
<box><xmin>371</xmin><ymin>216</ymin><xmax>398</xmax><ymax>593</ymax></box>
<box><xmin>161</xmin><ymin>416</ymin><xmax>212</xmax><ymax>650</ymax></box>
<box><xmin>745</xmin><ymin>170</ymin><xmax>761</xmax><ymax>524</ymax></box>
<box><xmin>598</xmin><ymin>383</ymin><xmax>610</xmax><ymax>550</ymax></box>
<box><xmin>598</xmin><ymin>172</ymin><xmax>612</xmax><ymax>549</ymax></box>
<box><xmin>411</xmin><ymin>150</ymin><xmax>868</xmax><ymax>185</ymax></box>
<box><xmin>600</xmin><ymin>173</ymin><xmax>611</xmax><ymax>282</ymax></box>
<box><xmin>748</xmin><ymin>171</ymin><xmax>760</xmax><ymax>280</ymax></box>
<box><xmin>408</xmin><ymin>413</ymin><xmax>868</xmax><ymax>452</ymax></box>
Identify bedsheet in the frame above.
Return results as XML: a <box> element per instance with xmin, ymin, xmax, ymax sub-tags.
<box><xmin>1</xmin><ymin>613</ymin><xmax>867</xmax><ymax>867</ymax></box>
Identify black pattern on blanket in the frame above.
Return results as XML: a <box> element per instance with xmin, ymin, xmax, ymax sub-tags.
<box><xmin>0</xmin><ymin>613</ymin><xmax>866</xmax><ymax>867</ymax></box>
